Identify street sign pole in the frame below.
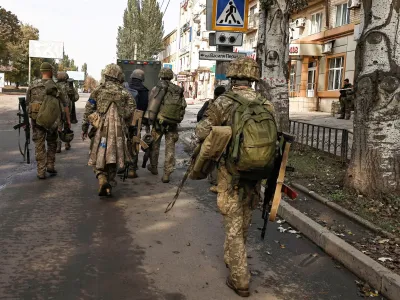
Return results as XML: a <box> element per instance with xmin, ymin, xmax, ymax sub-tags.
<box><xmin>216</xmin><ymin>45</ymin><xmax>233</xmax><ymax>86</ymax></box>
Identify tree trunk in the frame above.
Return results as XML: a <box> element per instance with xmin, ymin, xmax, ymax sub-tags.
<box><xmin>346</xmin><ymin>0</ymin><xmax>400</xmax><ymax>197</ymax></box>
<box><xmin>257</xmin><ymin>0</ymin><xmax>290</xmax><ymax>132</ymax></box>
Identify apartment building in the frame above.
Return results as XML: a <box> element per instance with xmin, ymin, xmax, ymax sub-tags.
<box><xmin>235</xmin><ymin>0</ymin><xmax>258</xmax><ymax>57</ymax></box>
<box><xmin>289</xmin><ymin>0</ymin><xmax>361</xmax><ymax>112</ymax></box>
<box><xmin>158</xmin><ymin>29</ymin><xmax>178</xmax><ymax>72</ymax></box>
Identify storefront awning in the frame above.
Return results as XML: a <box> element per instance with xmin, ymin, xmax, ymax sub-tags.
<box><xmin>289</xmin><ymin>43</ymin><xmax>322</xmax><ymax>57</ymax></box>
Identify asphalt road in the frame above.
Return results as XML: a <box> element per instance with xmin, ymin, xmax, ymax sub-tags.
<box><xmin>0</xmin><ymin>94</ymin><xmax>365</xmax><ymax>299</ymax></box>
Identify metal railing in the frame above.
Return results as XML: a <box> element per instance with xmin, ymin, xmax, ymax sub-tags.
<box><xmin>289</xmin><ymin>120</ymin><xmax>353</xmax><ymax>162</ymax></box>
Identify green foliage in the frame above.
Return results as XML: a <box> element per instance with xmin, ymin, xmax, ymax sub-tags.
<box><xmin>58</xmin><ymin>53</ymin><xmax>78</xmax><ymax>71</ymax></box>
<box><xmin>116</xmin><ymin>0</ymin><xmax>164</xmax><ymax>60</ymax></box>
<box><xmin>0</xmin><ymin>6</ymin><xmax>21</xmax><ymax>65</ymax></box>
<box><xmin>81</xmin><ymin>62</ymin><xmax>88</xmax><ymax>79</ymax></box>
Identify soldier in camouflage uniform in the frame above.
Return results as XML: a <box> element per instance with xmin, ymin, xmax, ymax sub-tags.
<box><xmin>67</xmin><ymin>78</ymin><xmax>80</xmax><ymax>124</ymax></box>
<box><xmin>195</xmin><ymin>57</ymin><xmax>268</xmax><ymax>297</ymax></box>
<box><xmin>147</xmin><ymin>68</ymin><xmax>186</xmax><ymax>183</ymax></box>
<box><xmin>82</xmin><ymin>64</ymin><xmax>136</xmax><ymax>196</ymax></box>
<box><xmin>56</xmin><ymin>71</ymin><xmax>72</xmax><ymax>152</ymax></box>
<box><xmin>26</xmin><ymin>62</ymin><xmax>70</xmax><ymax>179</ymax></box>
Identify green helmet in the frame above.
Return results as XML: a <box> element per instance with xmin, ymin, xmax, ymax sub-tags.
<box><xmin>159</xmin><ymin>68</ymin><xmax>174</xmax><ymax>80</ymax></box>
<box><xmin>57</xmin><ymin>71</ymin><xmax>69</xmax><ymax>81</ymax></box>
<box><xmin>40</xmin><ymin>62</ymin><xmax>53</xmax><ymax>72</ymax></box>
<box><xmin>226</xmin><ymin>57</ymin><xmax>260</xmax><ymax>82</ymax></box>
<box><xmin>103</xmin><ymin>63</ymin><xmax>123</xmax><ymax>81</ymax></box>
<box><xmin>59</xmin><ymin>129</ymin><xmax>74</xmax><ymax>143</ymax></box>
<box><xmin>131</xmin><ymin>69</ymin><xmax>145</xmax><ymax>81</ymax></box>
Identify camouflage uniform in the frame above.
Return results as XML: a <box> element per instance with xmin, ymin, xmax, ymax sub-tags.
<box><xmin>67</xmin><ymin>79</ymin><xmax>79</xmax><ymax>124</ymax></box>
<box><xmin>82</xmin><ymin>64</ymin><xmax>136</xmax><ymax>195</ymax></box>
<box><xmin>195</xmin><ymin>57</ymin><xmax>265</xmax><ymax>295</ymax></box>
<box><xmin>148</xmin><ymin>68</ymin><xmax>186</xmax><ymax>182</ymax></box>
<box><xmin>56</xmin><ymin>74</ymin><xmax>72</xmax><ymax>151</ymax></box>
<box><xmin>339</xmin><ymin>83</ymin><xmax>353</xmax><ymax>120</ymax></box>
<box><xmin>26</xmin><ymin>68</ymin><xmax>69</xmax><ymax>178</ymax></box>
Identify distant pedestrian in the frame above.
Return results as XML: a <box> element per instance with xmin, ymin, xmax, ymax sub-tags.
<box><xmin>338</xmin><ymin>78</ymin><xmax>353</xmax><ymax>120</ymax></box>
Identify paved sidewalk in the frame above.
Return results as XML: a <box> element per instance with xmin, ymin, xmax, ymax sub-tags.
<box><xmin>290</xmin><ymin>112</ymin><xmax>353</xmax><ymax>132</ymax></box>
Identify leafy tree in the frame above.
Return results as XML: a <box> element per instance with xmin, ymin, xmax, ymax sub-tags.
<box><xmin>7</xmin><ymin>24</ymin><xmax>39</xmax><ymax>84</ymax></box>
<box><xmin>116</xmin><ymin>0</ymin><xmax>163</xmax><ymax>60</ymax></box>
<box><xmin>81</xmin><ymin>62</ymin><xmax>88</xmax><ymax>79</ymax></box>
<box><xmin>58</xmin><ymin>53</ymin><xmax>78</xmax><ymax>71</ymax></box>
<box><xmin>84</xmin><ymin>75</ymin><xmax>97</xmax><ymax>92</ymax></box>
<box><xmin>0</xmin><ymin>6</ymin><xmax>21</xmax><ymax>65</ymax></box>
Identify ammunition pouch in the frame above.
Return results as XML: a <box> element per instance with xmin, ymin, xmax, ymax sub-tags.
<box><xmin>29</xmin><ymin>102</ymin><xmax>42</xmax><ymax>120</ymax></box>
<box><xmin>189</xmin><ymin>126</ymin><xmax>232</xmax><ymax>180</ymax></box>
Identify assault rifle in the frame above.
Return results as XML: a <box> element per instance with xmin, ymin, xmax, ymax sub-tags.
<box><xmin>13</xmin><ymin>97</ymin><xmax>31</xmax><ymax>164</ymax></box>
<box><xmin>261</xmin><ymin>132</ymin><xmax>297</xmax><ymax>239</ymax></box>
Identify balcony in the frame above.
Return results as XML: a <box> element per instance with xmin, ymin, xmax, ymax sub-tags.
<box><xmin>202</xmin><ymin>31</ymin><xmax>210</xmax><ymax>41</ymax></box>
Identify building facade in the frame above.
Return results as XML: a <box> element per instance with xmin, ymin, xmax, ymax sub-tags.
<box><xmin>289</xmin><ymin>0</ymin><xmax>361</xmax><ymax>112</ymax></box>
<box><xmin>158</xmin><ymin>29</ymin><xmax>178</xmax><ymax>73</ymax></box>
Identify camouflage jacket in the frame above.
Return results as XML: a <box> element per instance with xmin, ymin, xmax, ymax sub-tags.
<box><xmin>67</xmin><ymin>83</ymin><xmax>79</xmax><ymax>103</ymax></box>
<box><xmin>26</xmin><ymin>79</ymin><xmax>69</xmax><ymax>115</ymax></box>
<box><xmin>195</xmin><ymin>86</ymin><xmax>275</xmax><ymax>141</ymax></box>
<box><xmin>82</xmin><ymin>80</ymin><xmax>136</xmax><ymax>133</ymax></box>
<box><xmin>55</xmin><ymin>81</ymin><xmax>71</xmax><ymax>107</ymax></box>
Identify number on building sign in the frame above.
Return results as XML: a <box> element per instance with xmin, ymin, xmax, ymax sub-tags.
<box><xmin>289</xmin><ymin>46</ymin><xmax>299</xmax><ymax>54</ymax></box>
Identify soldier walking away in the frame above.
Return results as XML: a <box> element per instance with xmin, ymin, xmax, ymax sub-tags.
<box><xmin>67</xmin><ymin>78</ymin><xmax>79</xmax><ymax>124</ymax></box>
<box><xmin>56</xmin><ymin>71</ymin><xmax>73</xmax><ymax>152</ymax></box>
<box><xmin>338</xmin><ymin>78</ymin><xmax>353</xmax><ymax>120</ymax></box>
<box><xmin>195</xmin><ymin>57</ymin><xmax>277</xmax><ymax>297</ymax></box>
<box><xmin>145</xmin><ymin>68</ymin><xmax>186</xmax><ymax>183</ymax></box>
<box><xmin>26</xmin><ymin>62</ymin><xmax>71</xmax><ymax>179</ymax></box>
<box><xmin>124</xmin><ymin>69</ymin><xmax>149</xmax><ymax>178</ymax></box>
<box><xmin>82</xmin><ymin>64</ymin><xmax>136</xmax><ymax>197</ymax></box>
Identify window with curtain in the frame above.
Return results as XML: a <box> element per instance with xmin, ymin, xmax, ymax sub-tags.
<box><xmin>328</xmin><ymin>56</ymin><xmax>344</xmax><ymax>90</ymax></box>
<box><xmin>335</xmin><ymin>3</ymin><xmax>350</xmax><ymax>27</ymax></box>
<box><xmin>310</xmin><ymin>12</ymin><xmax>322</xmax><ymax>34</ymax></box>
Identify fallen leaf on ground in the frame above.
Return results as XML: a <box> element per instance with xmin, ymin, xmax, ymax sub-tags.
<box><xmin>378</xmin><ymin>257</ymin><xmax>393</xmax><ymax>262</ymax></box>
<box><xmin>288</xmin><ymin>230</ymin><xmax>299</xmax><ymax>234</ymax></box>
<box><xmin>378</xmin><ymin>239</ymin><xmax>390</xmax><ymax>244</ymax></box>
<box><xmin>277</xmin><ymin>220</ymin><xmax>286</xmax><ymax>224</ymax></box>
<box><xmin>277</xmin><ymin>226</ymin><xmax>287</xmax><ymax>233</ymax></box>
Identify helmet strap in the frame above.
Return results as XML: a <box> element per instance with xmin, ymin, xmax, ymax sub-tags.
<box><xmin>231</xmin><ymin>79</ymin><xmax>252</xmax><ymax>87</ymax></box>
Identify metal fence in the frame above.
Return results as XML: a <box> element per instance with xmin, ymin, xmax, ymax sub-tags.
<box><xmin>289</xmin><ymin>120</ymin><xmax>353</xmax><ymax>162</ymax></box>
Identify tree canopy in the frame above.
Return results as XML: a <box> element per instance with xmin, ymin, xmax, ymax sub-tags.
<box><xmin>116</xmin><ymin>0</ymin><xmax>164</xmax><ymax>60</ymax></box>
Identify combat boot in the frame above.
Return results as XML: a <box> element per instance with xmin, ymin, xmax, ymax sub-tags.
<box><xmin>345</xmin><ymin>113</ymin><xmax>351</xmax><ymax>120</ymax></box>
<box><xmin>46</xmin><ymin>165</ymin><xmax>58</xmax><ymax>175</ymax></box>
<box><xmin>37</xmin><ymin>173</ymin><xmax>46</xmax><ymax>180</ymax></box>
<box><xmin>65</xmin><ymin>143</ymin><xmax>71</xmax><ymax>150</ymax></box>
<box><xmin>128</xmin><ymin>169</ymin><xmax>138</xmax><ymax>178</ymax></box>
<box><xmin>56</xmin><ymin>141</ymin><xmax>62</xmax><ymax>153</ymax></box>
<box><xmin>98</xmin><ymin>174</ymin><xmax>112</xmax><ymax>196</ymax></box>
<box><xmin>162</xmin><ymin>173</ymin><xmax>170</xmax><ymax>183</ymax></box>
<box><xmin>147</xmin><ymin>164</ymin><xmax>158</xmax><ymax>175</ymax></box>
<box><xmin>226</xmin><ymin>276</ymin><xmax>250</xmax><ymax>298</ymax></box>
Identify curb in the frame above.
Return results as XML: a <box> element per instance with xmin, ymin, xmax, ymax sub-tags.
<box><xmin>291</xmin><ymin>183</ymin><xmax>395</xmax><ymax>239</ymax></box>
<box><xmin>278</xmin><ymin>200</ymin><xmax>400</xmax><ymax>300</ymax></box>
<box><xmin>178</xmin><ymin>130</ymin><xmax>400</xmax><ymax>299</ymax></box>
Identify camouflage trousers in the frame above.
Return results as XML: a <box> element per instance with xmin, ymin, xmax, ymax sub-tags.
<box><xmin>149</xmin><ymin>125</ymin><xmax>179</xmax><ymax>175</ymax></box>
<box><xmin>32</xmin><ymin>121</ymin><xmax>58</xmax><ymax>176</ymax></box>
<box><xmin>339</xmin><ymin>96</ymin><xmax>352</xmax><ymax>119</ymax></box>
<box><xmin>217</xmin><ymin>165</ymin><xmax>260</xmax><ymax>289</ymax></box>
<box><xmin>94</xmin><ymin>163</ymin><xmax>117</xmax><ymax>182</ymax></box>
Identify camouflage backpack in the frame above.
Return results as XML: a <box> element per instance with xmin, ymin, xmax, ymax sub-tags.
<box><xmin>157</xmin><ymin>82</ymin><xmax>186</xmax><ymax>124</ymax></box>
<box><xmin>224</xmin><ymin>91</ymin><xmax>278</xmax><ymax>181</ymax></box>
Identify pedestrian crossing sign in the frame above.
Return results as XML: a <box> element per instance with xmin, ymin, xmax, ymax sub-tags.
<box><xmin>212</xmin><ymin>0</ymin><xmax>249</xmax><ymax>32</ymax></box>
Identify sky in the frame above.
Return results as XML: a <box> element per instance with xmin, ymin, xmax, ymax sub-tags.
<box><xmin>2</xmin><ymin>0</ymin><xmax>181</xmax><ymax>80</ymax></box>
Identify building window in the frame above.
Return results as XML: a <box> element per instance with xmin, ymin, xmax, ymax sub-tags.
<box><xmin>328</xmin><ymin>56</ymin><xmax>344</xmax><ymax>90</ymax></box>
<box><xmin>310</xmin><ymin>12</ymin><xmax>322</xmax><ymax>34</ymax></box>
<box><xmin>335</xmin><ymin>3</ymin><xmax>350</xmax><ymax>27</ymax></box>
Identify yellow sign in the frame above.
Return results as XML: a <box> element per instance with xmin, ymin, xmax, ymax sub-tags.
<box><xmin>212</xmin><ymin>0</ymin><xmax>249</xmax><ymax>32</ymax></box>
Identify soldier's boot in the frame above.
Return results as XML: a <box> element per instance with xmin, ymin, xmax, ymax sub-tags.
<box><xmin>46</xmin><ymin>164</ymin><xmax>58</xmax><ymax>175</ymax></box>
<box><xmin>147</xmin><ymin>164</ymin><xmax>158</xmax><ymax>175</ymax></box>
<box><xmin>65</xmin><ymin>142</ymin><xmax>71</xmax><ymax>150</ymax></box>
<box><xmin>210</xmin><ymin>185</ymin><xmax>218</xmax><ymax>194</ymax></box>
<box><xmin>128</xmin><ymin>169</ymin><xmax>138</xmax><ymax>179</ymax></box>
<box><xmin>56</xmin><ymin>141</ymin><xmax>62</xmax><ymax>153</ymax></box>
<box><xmin>37</xmin><ymin>173</ymin><xmax>46</xmax><ymax>180</ymax></box>
<box><xmin>98</xmin><ymin>174</ymin><xmax>112</xmax><ymax>196</ymax></box>
<box><xmin>226</xmin><ymin>277</ymin><xmax>250</xmax><ymax>298</ymax></box>
<box><xmin>337</xmin><ymin>115</ymin><xmax>345</xmax><ymax>119</ymax></box>
<box><xmin>161</xmin><ymin>173</ymin><xmax>170</xmax><ymax>183</ymax></box>
<box><xmin>345</xmin><ymin>112</ymin><xmax>351</xmax><ymax>120</ymax></box>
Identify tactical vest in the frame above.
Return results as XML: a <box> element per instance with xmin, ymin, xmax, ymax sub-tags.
<box><xmin>96</xmin><ymin>84</ymin><xmax>126</xmax><ymax>117</ymax></box>
<box><xmin>28</xmin><ymin>81</ymin><xmax>47</xmax><ymax>119</ymax></box>
<box><xmin>157</xmin><ymin>82</ymin><xmax>186</xmax><ymax>124</ymax></box>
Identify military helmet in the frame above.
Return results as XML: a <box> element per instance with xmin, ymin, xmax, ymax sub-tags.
<box><xmin>40</xmin><ymin>62</ymin><xmax>53</xmax><ymax>72</ymax></box>
<box><xmin>226</xmin><ymin>57</ymin><xmax>260</xmax><ymax>82</ymax></box>
<box><xmin>159</xmin><ymin>68</ymin><xmax>174</xmax><ymax>80</ymax></box>
<box><xmin>57</xmin><ymin>71</ymin><xmax>69</xmax><ymax>81</ymax></box>
<box><xmin>103</xmin><ymin>63</ymin><xmax>124</xmax><ymax>81</ymax></box>
<box><xmin>131</xmin><ymin>69</ymin><xmax>145</xmax><ymax>81</ymax></box>
<box><xmin>59</xmin><ymin>129</ymin><xmax>74</xmax><ymax>143</ymax></box>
